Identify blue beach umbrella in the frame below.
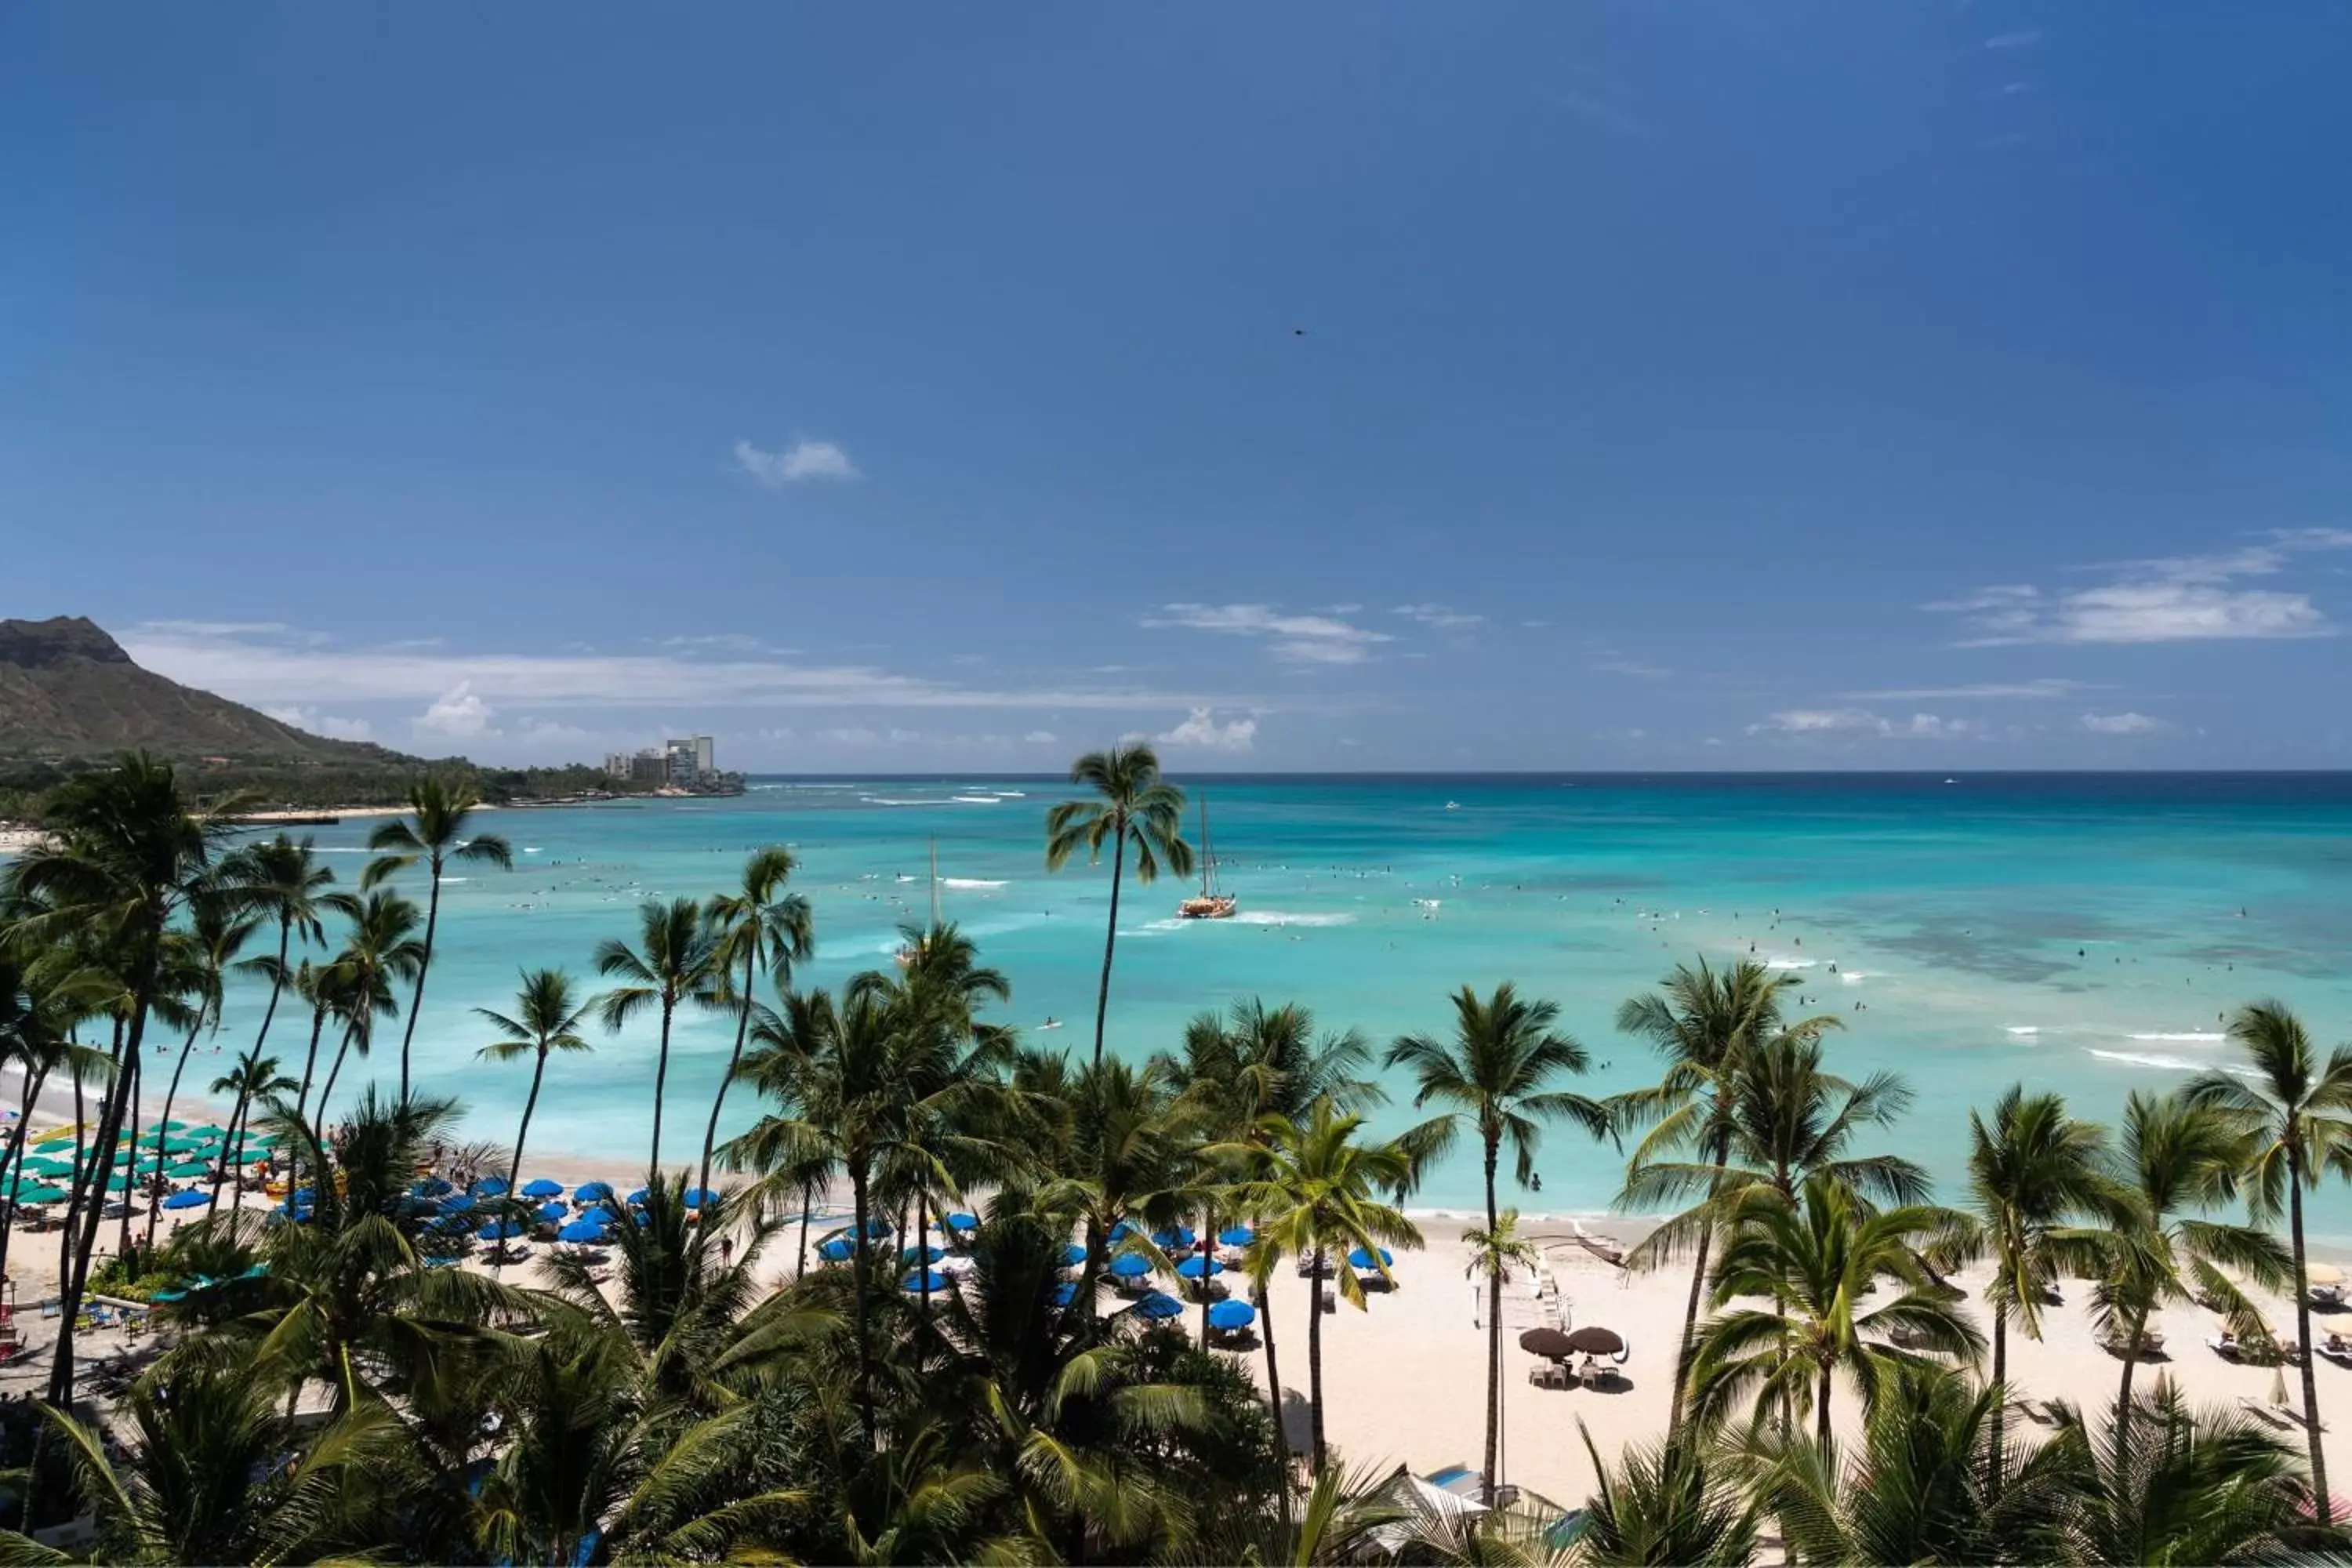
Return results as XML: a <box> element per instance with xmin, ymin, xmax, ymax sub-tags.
<box><xmin>1218</xmin><ymin>1225</ymin><xmax>1255</xmax><ymax>1247</ymax></box>
<box><xmin>1059</xmin><ymin>1243</ymin><xmax>1087</xmax><ymax>1268</ymax></box>
<box><xmin>626</xmin><ymin>1188</ymin><xmax>650</xmax><ymax>1207</ymax></box>
<box><xmin>412</xmin><ymin>1177</ymin><xmax>454</xmax><ymax>1198</ymax></box>
<box><xmin>681</xmin><ymin>1187</ymin><xmax>717</xmax><ymax>1208</ymax></box>
<box><xmin>521</xmin><ymin>1178</ymin><xmax>564</xmax><ymax>1200</ymax></box>
<box><xmin>1348</xmin><ymin>1247</ymin><xmax>1394</xmax><ymax>1271</ymax></box>
<box><xmin>574</xmin><ymin>1181</ymin><xmax>614</xmax><ymax>1203</ymax></box>
<box><xmin>478</xmin><ymin>1218</ymin><xmax>523</xmax><ymax>1241</ymax></box>
<box><xmin>162</xmin><ymin>1189</ymin><xmax>209</xmax><ymax>1210</ymax></box>
<box><xmin>473</xmin><ymin>1175</ymin><xmax>510</xmax><ymax>1197</ymax></box>
<box><xmin>1051</xmin><ymin>1280</ymin><xmax>1080</xmax><ymax>1307</ymax></box>
<box><xmin>901</xmin><ymin>1268</ymin><xmax>950</xmax><ymax>1293</ymax></box>
<box><xmin>440</xmin><ymin>1193</ymin><xmax>477</xmax><ymax>1214</ymax></box>
<box><xmin>1207</xmin><ymin>1299</ymin><xmax>1257</xmax><ymax>1330</ymax></box>
<box><xmin>1134</xmin><ymin>1291</ymin><xmax>1184</xmax><ymax>1321</ymax></box>
<box><xmin>817</xmin><ymin>1236</ymin><xmax>855</xmax><ymax>1262</ymax></box>
<box><xmin>858</xmin><ymin>1219</ymin><xmax>892</xmax><ymax>1239</ymax></box>
<box><xmin>1176</xmin><ymin>1254</ymin><xmax>1221</xmax><ymax>1279</ymax></box>
<box><xmin>1151</xmin><ymin>1225</ymin><xmax>1196</xmax><ymax>1251</ymax></box>
<box><xmin>1108</xmin><ymin>1220</ymin><xmax>1137</xmax><ymax>1243</ymax></box>
<box><xmin>557</xmin><ymin>1218</ymin><xmax>610</xmax><ymax>1243</ymax></box>
<box><xmin>944</xmin><ymin>1211</ymin><xmax>978</xmax><ymax>1232</ymax></box>
<box><xmin>1109</xmin><ymin>1254</ymin><xmax>1150</xmax><ymax>1279</ymax></box>
<box><xmin>534</xmin><ymin>1202</ymin><xmax>569</xmax><ymax>1224</ymax></box>
<box><xmin>901</xmin><ymin>1243</ymin><xmax>945</xmax><ymax>1265</ymax></box>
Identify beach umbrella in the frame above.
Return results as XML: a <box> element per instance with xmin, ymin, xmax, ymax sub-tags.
<box><xmin>557</xmin><ymin>1218</ymin><xmax>610</xmax><ymax>1243</ymax></box>
<box><xmin>574</xmin><ymin>1181</ymin><xmax>614</xmax><ymax>1203</ymax></box>
<box><xmin>1109</xmin><ymin>1254</ymin><xmax>1150</xmax><ymax>1279</ymax></box>
<box><xmin>521</xmin><ymin>1178</ymin><xmax>564</xmax><ymax>1200</ymax></box>
<box><xmin>1563</xmin><ymin>1325</ymin><xmax>1626</xmax><ymax>1356</ymax></box>
<box><xmin>478</xmin><ymin>1218</ymin><xmax>524</xmax><ymax>1241</ymax></box>
<box><xmin>858</xmin><ymin>1219</ymin><xmax>891</xmax><ymax>1239</ymax></box>
<box><xmin>13</xmin><ymin>1184</ymin><xmax>66</xmax><ymax>1204</ymax></box>
<box><xmin>817</xmin><ymin>1237</ymin><xmax>855</xmax><ymax>1262</ymax></box>
<box><xmin>1152</xmin><ymin>1225</ymin><xmax>1196</xmax><ymax>1251</ymax></box>
<box><xmin>944</xmin><ymin>1211</ymin><xmax>978</xmax><ymax>1233</ymax></box>
<box><xmin>439</xmin><ymin>1193</ymin><xmax>477</xmax><ymax>1214</ymax></box>
<box><xmin>164</xmin><ymin>1162</ymin><xmax>212</xmax><ymax>1181</ymax></box>
<box><xmin>902</xmin><ymin>1268</ymin><xmax>950</xmax><ymax>1293</ymax></box>
<box><xmin>1218</xmin><ymin>1225</ymin><xmax>1255</xmax><ymax>1247</ymax></box>
<box><xmin>534</xmin><ymin>1202</ymin><xmax>569</xmax><ymax>1224</ymax></box>
<box><xmin>1059</xmin><ymin>1243</ymin><xmax>1087</xmax><ymax>1268</ymax></box>
<box><xmin>901</xmin><ymin>1243</ymin><xmax>946</xmax><ymax>1265</ymax></box>
<box><xmin>1518</xmin><ymin>1327</ymin><xmax>1576</xmax><ymax>1359</ymax></box>
<box><xmin>1051</xmin><ymin>1280</ymin><xmax>1080</xmax><ymax>1307</ymax></box>
<box><xmin>1348</xmin><ymin>1247</ymin><xmax>1394</xmax><ymax>1271</ymax></box>
<box><xmin>1176</xmin><ymin>1255</ymin><xmax>1222</xmax><ymax>1279</ymax></box>
<box><xmin>412</xmin><ymin>1177</ymin><xmax>455</xmax><ymax>1198</ymax></box>
<box><xmin>1134</xmin><ymin>1291</ymin><xmax>1184</xmax><ymax>1321</ymax></box>
<box><xmin>1108</xmin><ymin>1220</ymin><xmax>1137</xmax><ymax>1243</ymax></box>
<box><xmin>2310</xmin><ymin>1262</ymin><xmax>2346</xmax><ymax>1287</ymax></box>
<box><xmin>681</xmin><ymin>1187</ymin><xmax>717</xmax><ymax>1208</ymax></box>
<box><xmin>473</xmin><ymin>1175</ymin><xmax>510</xmax><ymax>1197</ymax></box>
<box><xmin>162</xmin><ymin>1189</ymin><xmax>209</xmax><ymax>1210</ymax></box>
<box><xmin>21</xmin><ymin>1159</ymin><xmax>74</xmax><ymax>1179</ymax></box>
<box><xmin>1207</xmin><ymin>1299</ymin><xmax>1257</xmax><ymax>1330</ymax></box>
<box><xmin>101</xmin><ymin>1174</ymin><xmax>135</xmax><ymax>1194</ymax></box>
<box><xmin>185</xmin><ymin>1124</ymin><xmax>227</xmax><ymax>1138</ymax></box>
<box><xmin>626</xmin><ymin>1188</ymin><xmax>650</xmax><ymax>1207</ymax></box>
<box><xmin>149</xmin><ymin>1119</ymin><xmax>191</xmax><ymax>1132</ymax></box>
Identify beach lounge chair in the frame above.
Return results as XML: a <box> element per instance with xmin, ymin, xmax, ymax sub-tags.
<box><xmin>2209</xmin><ymin>1334</ymin><xmax>2241</xmax><ymax>1359</ymax></box>
<box><xmin>2322</xmin><ymin>1333</ymin><xmax>2352</xmax><ymax>1365</ymax></box>
<box><xmin>2240</xmin><ymin>1396</ymin><xmax>2295</xmax><ymax>1431</ymax></box>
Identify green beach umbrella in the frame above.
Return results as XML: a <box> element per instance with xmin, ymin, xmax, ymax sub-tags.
<box><xmin>166</xmin><ymin>1160</ymin><xmax>212</xmax><ymax>1178</ymax></box>
<box><xmin>102</xmin><ymin>1174</ymin><xmax>136</xmax><ymax>1194</ymax></box>
<box><xmin>22</xmin><ymin>1159</ymin><xmax>74</xmax><ymax>1179</ymax></box>
<box><xmin>187</xmin><ymin>1125</ymin><xmax>227</xmax><ymax>1139</ymax></box>
<box><xmin>13</xmin><ymin>1184</ymin><xmax>67</xmax><ymax>1204</ymax></box>
<box><xmin>144</xmin><ymin>1120</ymin><xmax>189</xmax><ymax>1133</ymax></box>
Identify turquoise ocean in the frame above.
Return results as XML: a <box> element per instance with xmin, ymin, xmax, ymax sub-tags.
<box><xmin>229</xmin><ymin>774</ymin><xmax>2352</xmax><ymax>1235</ymax></box>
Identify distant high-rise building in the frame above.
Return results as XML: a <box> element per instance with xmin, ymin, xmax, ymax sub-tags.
<box><xmin>665</xmin><ymin>735</ymin><xmax>715</xmax><ymax>782</ymax></box>
<box><xmin>629</xmin><ymin>747</ymin><xmax>670</xmax><ymax>786</ymax></box>
<box><xmin>604</xmin><ymin>752</ymin><xmax>633</xmax><ymax>779</ymax></box>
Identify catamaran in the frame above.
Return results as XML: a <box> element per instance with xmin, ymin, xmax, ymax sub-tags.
<box><xmin>1178</xmin><ymin>796</ymin><xmax>1237</xmax><ymax>920</ymax></box>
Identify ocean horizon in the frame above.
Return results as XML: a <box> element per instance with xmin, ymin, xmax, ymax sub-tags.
<box><xmin>201</xmin><ymin>771</ymin><xmax>2352</xmax><ymax>1237</ymax></box>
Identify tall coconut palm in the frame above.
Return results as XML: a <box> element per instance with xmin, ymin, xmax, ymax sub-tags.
<box><xmin>209</xmin><ymin>1048</ymin><xmax>296</xmax><ymax>1215</ymax></box>
<box><xmin>1044</xmin><ymin>742</ymin><xmax>1192</xmax><ymax>1069</ymax></box>
<box><xmin>0</xmin><ymin>953</ymin><xmax>107</xmax><ymax>1286</ymax></box>
<box><xmin>220</xmin><ymin>833</ymin><xmax>336</xmax><ymax>1072</ymax></box>
<box><xmin>0</xmin><ymin>753</ymin><xmax>248</xmax><ymax>1406</ymax></box>
<box><xmin>476</xmin><ymin>967</ymin><xmax>594</xmax><ymax>1222</ymax></box>
<box><xmin>1610</xmin><ymin>958</ymin><xmax>1835</xmax><ymax>1435</ymax></box>
<box><xmin>699</xmin><ymin>846</ymin><xmax>815</xmax><ymax>1200</ymax></box>
<box><xmin>1223</xmin><ymin>1101</ymin><xmax>1421</xmax><ymax>1475</ymax></box>
<box><xmin>730</xmin><ymin>989</ymin><xmax>840</xmax><ymax>1277</ymax></box>
<box><xmin>314</xmin><ymin>889</ymin><xmax>425</xmax><ymax>1118</ymax></box>
<box><xmin>1687</xmin><ymin>1175</ymin><xmax>1984</xmax><ymax>1449</ymax></box>
<box><xmin>144</xmin><ymin>895</ymin><xmax>260</xmax><ymax>1247</ymax></box>
<box><xmin>2182</xmin><ymin>1000</ymin><xmax>2352</xmax><ymax>1519</ymax></box>
<box><xmin>362</xmin><ymin>777</ymin><xmax>513</xmax><ymax>1100</ymax></box>
<box><xmin>2096</xmin><ymin>1090</ymin><xmax>2292</xmax><ymax>1464</ymax></box>
<box><xmin>595</xmin><ymin>897</ymin><xmax>719</xmax><ymax>1190</ymax></box>
<box><xmin>1951</xmin><ymin>1086</ymin><xmax>2127</xmax><ymax>1485</ymax></box>
<box><xmin>1386</xmin><ymin>982</ymin><xmax>1610</xmax><ymax>1504</ymax></box>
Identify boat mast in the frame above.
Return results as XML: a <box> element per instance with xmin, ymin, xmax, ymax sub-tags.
<box><xmin>1199</xmin><ymin>796</ymin><xmax>1214</xmax><ymax>897</ymax></box>
<box><xmin>929</xmin><ymin>837</ymin><xmax>941</xmax><ymax>929</ymax></box>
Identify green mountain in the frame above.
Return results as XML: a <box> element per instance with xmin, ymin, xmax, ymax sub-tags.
<box><xmin>0</xmin><ymin>615</ymin><xmax>416</xmax><ymax>765</ymax></box>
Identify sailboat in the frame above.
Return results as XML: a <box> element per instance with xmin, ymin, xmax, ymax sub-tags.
<box><xmin>1177</xmin><ymin>796</ymin><xmax>1237</xmax><ymax>920</ymax></box>
<box><xmin>895</xmin><ymin>838</ymin><xmax>943</xmax><ymax>965</ymax></box>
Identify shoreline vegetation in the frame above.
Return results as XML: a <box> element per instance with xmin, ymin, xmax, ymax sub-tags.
<box><xmin>0</xmin><ymin>750</ymin><xmax>2349</xmax><ymax>1563</ymax></box>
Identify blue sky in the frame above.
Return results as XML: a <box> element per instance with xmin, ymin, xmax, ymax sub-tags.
<box><xmin>7</xmin><ymin>3</ymin><xmax>2350</xmax><ymax>770</ymax></box>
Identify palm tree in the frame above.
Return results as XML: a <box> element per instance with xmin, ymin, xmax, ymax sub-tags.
<box><xmin>1224</xmin><ymin>1101</ymin><xmax>1421</xmax><ymax>1475</ymax></box>
<box><xmin>1387</xmin><ymin>982</ymin><xmax>1609</xmax><ymax>1504</ymax></box>
<box><xmin>313</xmin><ymin>889</ymin><xmax>425</xmax><ymax>1116</ymax></box>
<box><xmin>1573</xmin><ymin>1423</ymin><xmax>1762</xmax><ymax>1567</ymax></box>
<box><xmin>362</xmin><ymin>776</ymin><xmax>513</xmax><ymax>1100</ymax></box>
<box><xmin>2095</xmin><ymin>1090</ymin><xmax>2290</xmax><ymax>1460</ymax></box>
<box><xmin>2183</xmin><ymin>1000</ymin><xmax>2352</xmax><ymax>1522</ymax></box>
<box><xmin>1461</xmin><ymin>1207</ymin><xmax>1539</xmax><ymax>1381</ymax></box>
<box><xmin>1951</xmin><ymin>1085</ymin><xmax>2126</xmax><ymax>1485</ymax></box>
<box><xmin>0</xmin><ymin>753</ymin><xmax>248</xmax><ymax>1406</ymax></box>
<box><xmin>0</xmin><ymin>953</ymin><xmax>106</xmax><ymax>1286</ymax></box>
<box><xmin>595</xmin><ymin>897</ymin><xmax>718</xmax><ymax>1189</ymax></box>
<box><xmin>699</xmin><ymin>845</ymin><xmax>815</xmax><ymax>1198</ymax></box>
<box><xmin>208</xmin><ymin>1048</ymin><xmax>295</xmax><ymax>1214</ymax></box>
<box><xmin>476</xmin><ymin>967</ymin><xmax>594</xmax><ymax>1221</ymax></box>
<box><xmin>1609</xmin><ymin>958</ymin><xmax>1834</xmax><ymax>1435</ymax></box>
<box><xmin>1687</xmin><ymin>1175</ymin><xmax>1984</xmax><ymax>1449</ymax></box>
<box><xmin>221</xmin><ymin>832</ymin><xmax>336</xmax><ymax>1069</ymax></box>
<box><xmin>1044</xmin><ymin>742</ymin><xmax>1192</xmax><ymax>1069</ymax></box>
<box><xmin>143</xmin><ymin>894</ymin><xmax>260</xmax><ymax>1247</ymax></box>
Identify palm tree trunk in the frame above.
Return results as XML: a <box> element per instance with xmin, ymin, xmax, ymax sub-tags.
<box><xmin>1089</xmin><ymin>833</ymin><xmax>1125</xmax><ymax>1071</ymax></box>
<box><xmin>1816</xmin><ymin>1361</ymin><xmax>1834</xmax><ymax>1451</ymax></box>
<box><xmin>1989</xmin><ymin>1305</ymin><xmax>2009</xmax><ymax>1490</ymax></box>
<box><xmin>398</xmin><ymin>853</ymin><xmax>444</xmax><ymax>1103</ymax></box>
<box><xmin>1199</xmin><ymin>1205</ymin><xmax>1213</xmax><ymax>1352</ymax></box>
<box><xmin>52</xmin><ymin>940</ymin><xmax>158</xmax><ymax>1407</ymax></box>
<box><xmin>1482</xmin><ymin>1141</ymin><xmax>1502</xmax><ymax>1507</ymax></box>
<box><xmin>648</xmin><ymin>998</ymin><xmax>674</xmax><ymax>1190</ymax></box>
<box><xmin>851</xmin><ymin>1164</ymin><xmax>878</xmax><ymax>1450</ymax></box>
<box><xmin>211</xmin><ymin>1085</ymin><xmax>250</xmax><ymax>1218</ymax></box>
<box><xmin>497</xmin><ymin>1051</ymin><xmax>546</xmax><ymax>1279</ymax></box>
<box><xmin>115</xmin><ymin>1043</ymin><xmax>143</xmax><ymax>1259</ymax></box>
<box><xmin>1308</xmin><ymin>1247</ymin><xmax>1328</xmax><ymax>1474</ymax></box>
<box><xmin>1668</xmin><ymin>1132</ymin><xmax>1730</xmax><ymax>1439</ymax></box>
<box><xmin>2114</xmin><ymin>1301</ymin><xmax>2148</xmax><ymax>1467</ymax></box>
<box><xmin>797</xmin><ymin>1189</ymin><xmax>812</xmax><ymax>1279</ymax></box>
<box><xmin>318</xmin><ymin>1017</ymin><xmax>361</xmax><ymax>1121</ymax></box>
<box><xmin>916</xmin><ymin>1189</ymin><xmax>933</xmax><ymax>1321</ymax></box>
<box><xmin>0</xmin><ymin>1063</ymin><xmax>46</xmax><ymax>1288</ymax></box>
<box><xmin>2292</xmin><ymin>1173</ymin><xmax>2331</xmax><ymax>1520</ymax></box>
<box><xmin>143</xmin><ymin>1018</ymin><xmax>205</xmax><ymax>1250</ymax></box>
<box><xmin>699</xmin><ymin>943</ymin><xmax>757</xmax><ymax>1202</ymax></box>
<box><xmin>56</xmin><ymin>1058</ymin><xmax>88</xmax><ymax>1304</ymax></box>
<box><xmin>1257</xmin><ymin>1276</ymin><xmax>1289</xmax><ymax>1469</ymax></box>
<box><xmin>293</xmin><ymin>999</ymin><xmax>330</xmax><ymax>1126</ymax></box>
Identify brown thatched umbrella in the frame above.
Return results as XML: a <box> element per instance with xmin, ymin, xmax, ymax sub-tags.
<box><xmin>1518</xmin><ymin>1327</ymin><xmax>1575</xmax><ymax>1359</ymax></box>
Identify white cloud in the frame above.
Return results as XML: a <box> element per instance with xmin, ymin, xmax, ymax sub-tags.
<box><xmin>1748</xmin><ymin>709</ymin><xmax>1985</xmax><ymax>740</ymax></box>
<box><xmin>1984</xmin><ymin>29</ymin><xmax>2043</xmax><ymax>49</ymax></box>
<box><xmin>413</xmin><ymin>682</ymin><xmax>497</xmax><ymax>740</ymax></box>
<box><xmin>1156</xmin><ymin>707</ymin><xmax>1258</xmax><ymax>751</ymax></box>
<box><xmin>1932</xmin><ymin>532</ymin><xmax>2352</xmax><ymax>645</ymax></box>
<box><xmin>1142</xmin><ymin>604</ymin><xmax>1391</xmax><ymax>666</ymax></box>
<box><xmin>733</xmin><ymin>437</ymin><xmax>858</xmax><ymax>486</ymax></box>
<box><xmin>2079</xmin><ymin>711</ymin><xmax>2172</xmax><ymax>735</ymax></box>
<box><xmin>1392</xmin><ymin>604</ymin><xmax>1486</xmax><ymax>631</ymax></box>
<box><xmin>261</xmin><ymin>705</ymin><xmax>374</xmax><ymax>742</ymax></box>
<box><xmin>1838</xmin><ymin>679</ymin><xmax>2088</xmax><ymax>700</ymax></box>
<box><xmin>1023</xmin><ymin>730</ymin><xmax>1058</xmax><ymax>744</ymax></box>
<box><xmin>1593</xmin><ymin>655</ymin><xmax>1671</xmax><ymax>680</ymax></box>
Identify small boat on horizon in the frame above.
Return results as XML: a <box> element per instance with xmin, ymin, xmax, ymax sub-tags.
<box><xmin>1178</xmin><ymin>794</ymin><xmax>1237</xmax><ymax>920</ymax></box>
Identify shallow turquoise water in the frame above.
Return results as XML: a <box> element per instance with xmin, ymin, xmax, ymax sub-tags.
<box><xmin>222</xmin><ymin>774</ymin><xmax>2352</xmax><ymax>1233</ymax></box>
